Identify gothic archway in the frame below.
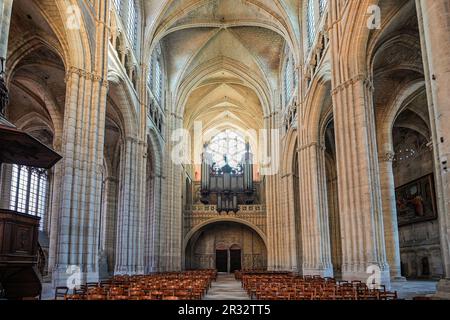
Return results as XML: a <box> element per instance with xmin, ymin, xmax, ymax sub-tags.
<box><xmin>184</xmin><ymin>220</ymin><xmax>267</xmax><ymax>272</ymax></box>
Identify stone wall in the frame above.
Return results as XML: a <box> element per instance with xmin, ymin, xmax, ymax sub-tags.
<box><xmin>184</xmin><ymin>204</ymin><xmax>267</xmax><ymax>238</ymax></box>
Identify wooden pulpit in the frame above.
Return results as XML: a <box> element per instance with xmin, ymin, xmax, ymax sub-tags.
<box><xmin>0</xmin><ymin>115</ymin><xmax>62</xmax><ymax>299</ymax></box>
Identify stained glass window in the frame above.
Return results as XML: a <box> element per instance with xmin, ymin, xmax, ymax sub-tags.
<box><xmin>126</xmin><ymin>0</ymin><xmax>138</xmax><ymax>50</ymax></box>
<box><xmin>155</xmin><ymin>57</ymin><xmax>163</xmax><ymax>104</ymax></box>
<box><xmin>207</xmin><ymin>130</ymin><xmax>247</xmax><ymax>169</ymax></box>
<box><xmin>148</xmin><ymin>48</ymin><xmax>164</xmax><ymax>105</ymax></box>
<box><xmin>148</xmin><ymin>55</ymin><xmax>154</xmax><ymax>90</ymax></box>
<box><xmin>307</xmin><ymin>0</ymin><xmax>316</xmax><ymax>48</ymax></box>
<box><xmin>284</xmin><ymin>54</ymin><xmax>297</xmax><ymax>105</ymax></box>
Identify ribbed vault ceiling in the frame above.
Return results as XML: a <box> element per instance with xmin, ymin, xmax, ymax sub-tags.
<box><xmin>143</xmin><ymin>0</ymin><xmax>299</xmax><ymax>145</ymax></box>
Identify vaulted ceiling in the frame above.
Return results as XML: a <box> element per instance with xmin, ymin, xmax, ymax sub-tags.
<box><xmin>6</xmin><ymin>0</ymin><xmax>66</xmax><ymax>146</ymax></box>
<box><xmin>142</xmin><ymin>0</ymin><xmax>300</xmax><ymax>138</ymax></box>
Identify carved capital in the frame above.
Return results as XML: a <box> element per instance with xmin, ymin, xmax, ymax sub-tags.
<box><xmin>66</xmin><ymin>66</ymin><xmax>106</xmax><ymax>85</ymax></box>
<box><xmin>298</xmin><ymin>141</ymin><xmax>326</xmax><ymax>152</ymax></box>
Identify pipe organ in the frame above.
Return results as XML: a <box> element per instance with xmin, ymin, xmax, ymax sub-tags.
<box><xmin>200</xmin><ymin>142</ymin><xmax>255</xmax><ymax>213</ymax></box>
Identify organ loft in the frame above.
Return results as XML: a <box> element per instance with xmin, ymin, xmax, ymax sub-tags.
<box><xmin>200</xmin><ymin>139</ymin><xmax>256</xmax><ymax>214</ymax></box>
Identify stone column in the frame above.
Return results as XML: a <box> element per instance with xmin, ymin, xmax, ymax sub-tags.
<box><xmin>327</xmin><ymin>0</ymin><xmax>390</xmax><ymax>286</ymax></box>
<box><xmin>51</xmin><ymin>0</ymin><xmax>110</xmax><ymax>286</ymax></box>
<box><xmin>330</xmin><ymin>75</ymin><xmax>390</xmax><ymax>286</ymax></box>
<box><xmin>263</xmin><ymin>112</ymin><xmax>285</xmax><ymax>271</ymax></box>
<box><xmin>281</xmin><ymin>172</ymin><xmax>300</xmax><ymax>272</ymax></box>
<box><xmin>101</xmin><ymin>177</ymin><xmax>118</xmax><ymax>273</ymax></box>
<box><xmin>297</xmin><ymin>141</ymin><xmax>333</xmax><ymax>277</ymax></box>
<box><xmin>144</xmin><ymin>167</ymin><xmax>154</xmax><ymax>273</ymax></box>
<box><xmin>0</xmin><ymin>0</ymin><xmax>13</xmax><ymax>60</ymax></box>
<box><xmin>51</xmin><ymin>68</ymin><xmax>109</xmax><ymax>286</ymax></box>
<box><xmin>378</xmin><ymin>150</ymin><xmax>404</xmax><ymax>281</ymax></box>
<box><xmin>115</xmin><ymin>137</ymin><xmax>145</xmax><ymax>275</ymax></box>
<box><xmin>263</xmin><ymin>115</ymin><xmax>275</xmax><ymax>270</ymax></box>
<box><xmin>275</xmin><ymin>112</ymin><xmax>287</xmax><ymax>271</ymax></box>
<box><xmin>416</xmin><ymin>0</ymin><xmax>450</xmax><ymax>297</ymax></box>
<box><xmin>159</xmin><ymin>112</ymin><xmax>183</xmax><ymax>272</ymax></box>
<box><xmin>325</xmin><ymin>153</ymin><xmax>342</xmax><ymax>277</ymax></box>
<box><xmin>281</xmin><ymin>177</ymin><xmax>293</xmax><ymax>270</ymax></box>
<box><xmin>271</xmin><ymin>172</ymin><xmax>278</xmax><ymax>272</ymax></box>
<box><xmin>293</xmin><ymin>162</ymin><xmax>303</xmax><ymax>274</ymax></box>
<box><xmin>47</xmin><ymin>137</ymin><xmax>63</xmax><ymax>275</ymax></box>
<box><xmin>0</xmin><ymin>0</ymin><xmax>13</xmax><ymax>117</ymax></box>
<box><xmin>144</xmin><ymin>171</ymin><xmax>157</xmax><ymax>273</ymax></box>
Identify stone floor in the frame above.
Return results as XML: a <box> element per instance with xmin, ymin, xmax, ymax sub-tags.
<box><xmin>391</xmin><ymin>280</ymin><xmax>437</xmax><ymax>300</ymax></box>
<box><xmin>204</xmin><ymin>273</ymin><xmax>250</xmax><ymax>300</ymax></box>
<box><xmin>41</xmin><ymin>283</ymin><xmax>55</xmax><ymax>300</ymax></box>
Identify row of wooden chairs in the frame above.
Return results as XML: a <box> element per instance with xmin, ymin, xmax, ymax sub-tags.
<box><xmin>240</xmin><ymin>272</ymin><xmax>399</xmax><ymax>301</ymax></box>
<box><xmin>235</xmin><ymin>270</ymin><xmax>290</xmax><ymax>280</ymax></box>
<box><xmin>56</xmin><ymin>270</ymin><xmax>217</xmax><ymax>300</ymax></box>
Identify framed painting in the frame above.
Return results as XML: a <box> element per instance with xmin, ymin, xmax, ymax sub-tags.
<box><xmin>395</xmin><ymin>174</ymin><xmax>437</xmax><ymax>227</ymax></box>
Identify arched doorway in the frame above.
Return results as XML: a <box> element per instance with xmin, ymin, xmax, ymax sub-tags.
<box><xmin>185</xmin><ymin>221</ymin><xmax>267</xmax><ymax>273</ymax></box>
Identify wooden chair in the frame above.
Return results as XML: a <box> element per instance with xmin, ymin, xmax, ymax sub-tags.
<box><xmin>75</xmin><ymin>271</ymin><xmax>217</xmax><ymax>301</ymax></box>
<box><xmin>357</xmin><ymin>291</ymin><xmax>379</xmax><ymax>300</ymax></box>
<box><xmin>87</xmin><ymin>294</ymin><xmax>107</xmax><ymax>300</ymax></box>
<box><xmin>129</xmin><ymin>290</ymin><xmax>145</xmax><ymax>299</ymax></box>
<box><xmin>379</xmin><ymin>291</ymin><xmax>398</xmax><ymax>301</ymax></box>
<box><xmin>294</xmin><ymin>291</ymin><xmax>314</xmax><ymax>301</ymax></box>
<box><xmin>151</xmin><ymin>291</ymin><xmax>164</xmax><ymax>300</ymax></box>
<box><xmin>175</xmin><ymin>290</ymin><xmax>192</xmax><ymax>300</ymax></box>
<box><xmin>413</xmin><ymin>296</ymin><xmax>432</xmax><ymax>301</ymax></box>
<box><xmin>109</xmin><ymin>295</ymin><xmax>129</xmax><ymax>300</ymax></box>
<box><xmin>341</xmin><ymin>289</ymin><xmax>357</xmax><ymax>300</ymax></box>
<box><xmin>54</xmin><ymin>287</ymin><xmax>69</xmax><ymax>300</ymax></box>
<box><xmin>65</xmin><ymin>294</ymin><xmax>84</xmax><ymax>300</ymax></box>
<box><xmin>86</xmin><ymin>282</ymin><xmax>100</xmax><ymax>289</ymax></box>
